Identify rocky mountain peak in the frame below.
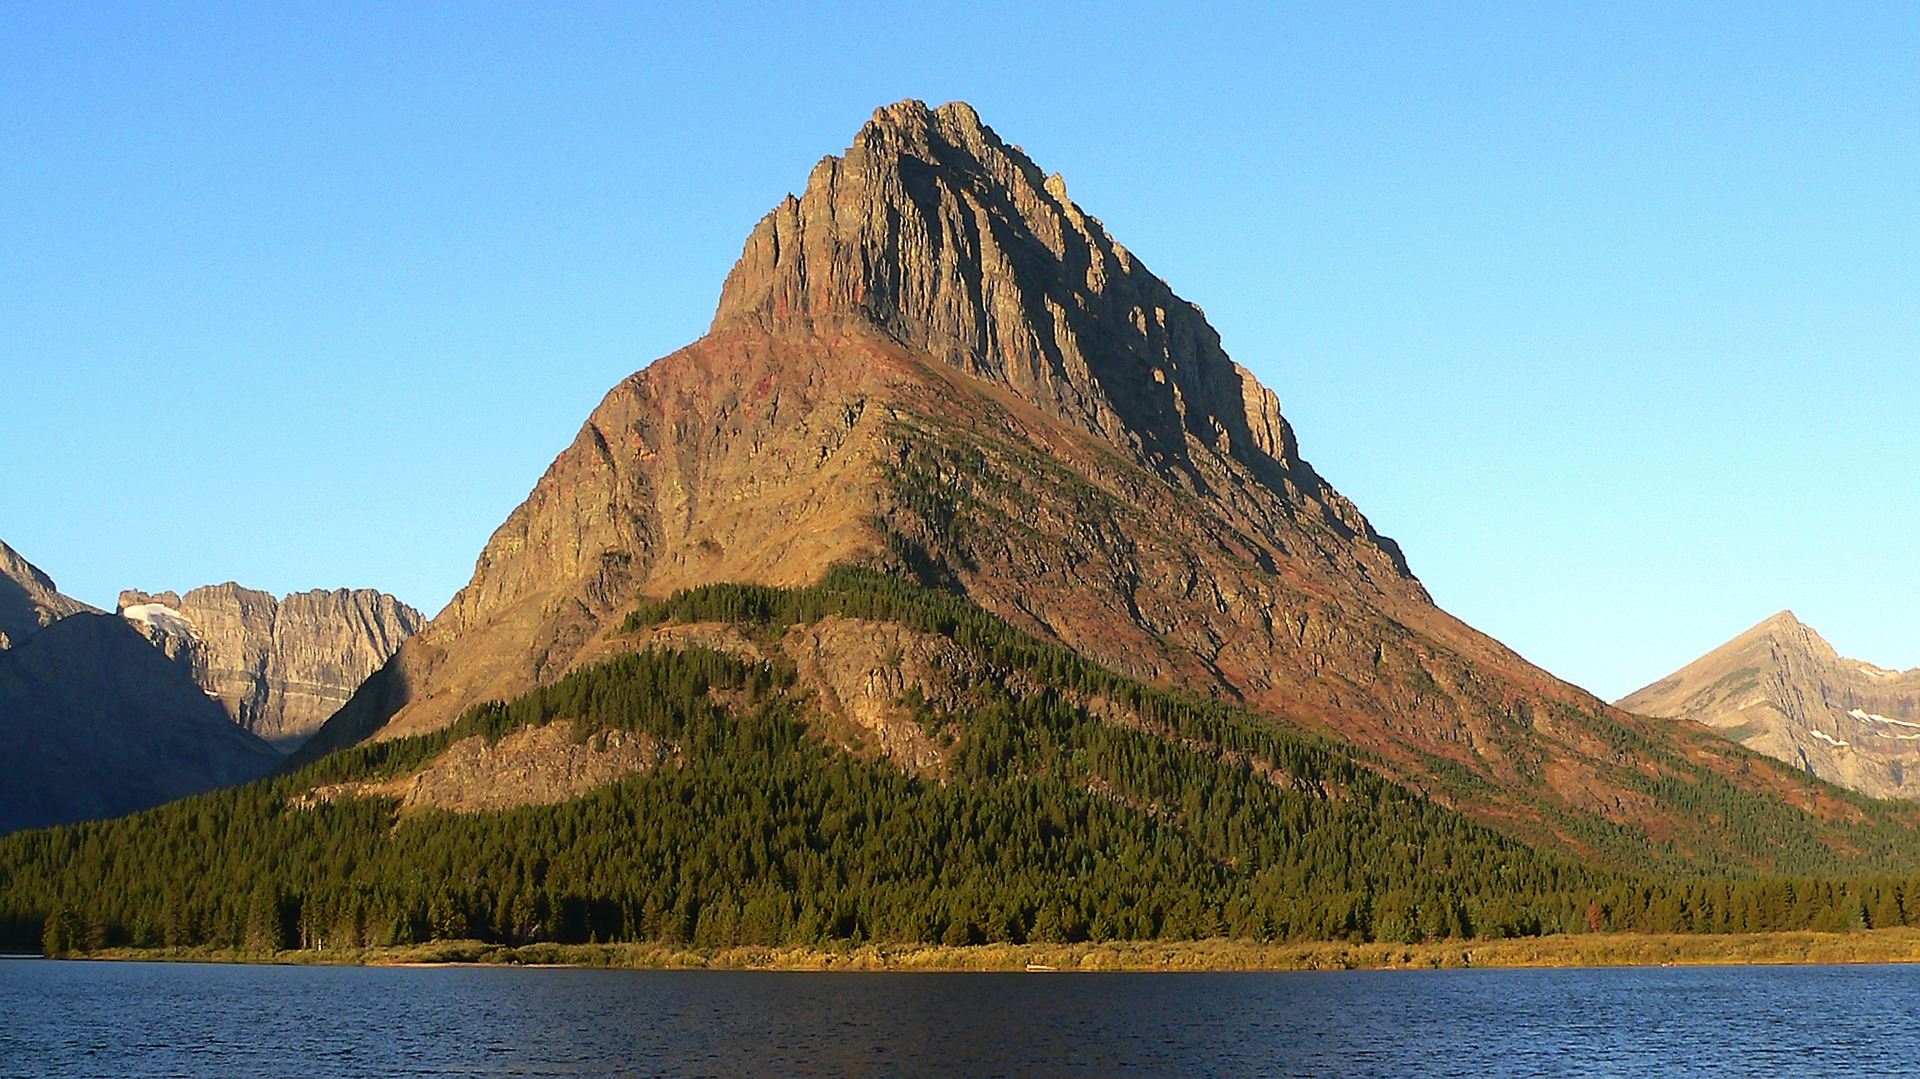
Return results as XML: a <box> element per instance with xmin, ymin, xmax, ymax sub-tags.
<box><xmin>1620</xmin><ymin>613</ymin><xmax>1920</xmax><ymax>799</ymax></box>
<box><xmin>290</xmin><ymin>100</ymin><xmax>1875</xmax><ymax>869</ymax></box>
<box><xmin>0</xmin><ymin>538</ymin><xmax>98</xmax><ymax>649</ymax></box>
<box><xmin>711</xmin><ymin>99</ymin><xmax>1335</xmax><ymax>509</ymax></box>
<box><xmin>297</xmin><ymin>99</ymin><xmax>1453</xmax><ymax>757</ymax></box>
<box><xmin>1756</xmin><ymin>608</ymin><xmax>1811</xmax><ymax>635</ymax></box>
<box><xmin>1746</xmin><ymin>609</ymin><xmax>1827</xmax><ymax>651</ymax></box>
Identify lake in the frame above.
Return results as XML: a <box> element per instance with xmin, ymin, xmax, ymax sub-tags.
<box><xmin>2</xmin><ymin>958</ymin><xmax>1913</xmax><ymax>1076</ymax></box>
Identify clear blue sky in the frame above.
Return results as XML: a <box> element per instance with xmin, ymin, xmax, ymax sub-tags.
<box><xmin>3</xmin><ymin>3</ymin><xmax>1914</xmax><ymax>701</ymax></box>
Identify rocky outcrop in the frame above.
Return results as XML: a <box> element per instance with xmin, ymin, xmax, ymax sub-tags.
<box><xmin>296</xmin><ymin>724</ymin><xmax>672</xmax><ymax>814</ymax></box>
<box><xmin>777</xmin><ymin>616</ymin><xmax>964</xmax><ymax>774</ymax></box>
<box><xmin>301</xmin><ymin>101</ymin><xmax>1865</xmax><ymax>869</ymax></box>
<box><xmin>0</xmin><ymin>612</ymin><xmax>281</xmax><ymax>834</ymax></box>
<box><xmin>1620</xmin><ymin>612</ymin><xmax>1920</xmax><ymax>799</ymax></box>
<box><xmin>118</xmin><ymin>584</ymin><xmax>422</xmax><ymax>753</ymax></box>
<box><xmin>0</xmin><ymin>538</ymin><xmax>98</xmax><ymax>649</ymax></box>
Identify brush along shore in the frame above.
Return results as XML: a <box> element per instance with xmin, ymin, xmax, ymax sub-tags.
<box><xmin>74</xmin><ymin>928</ymin><xmax>1920</xmax><ymax>971</ymax></box>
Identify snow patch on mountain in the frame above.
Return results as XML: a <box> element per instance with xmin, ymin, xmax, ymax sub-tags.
<box><xmin>1848</xmin><ymin>708</ymin><xmax>1920</xmax><ymax>728</ymax></box>
<box><xmin>121</xmin><ymin>603</ymin><xmax>196</xmax><ymax>639</ymax></box>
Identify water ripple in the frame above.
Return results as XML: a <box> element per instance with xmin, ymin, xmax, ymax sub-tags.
<box><xmin>2</xmin><ymin>960</ymin><xmax>1915</xmax><ymax>1077</ymax></box>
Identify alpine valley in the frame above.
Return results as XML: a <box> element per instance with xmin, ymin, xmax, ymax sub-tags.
<box><xmin>10</xmin><ymin>102</ymin><xmax>1920</xmax><ymax>956</ymax></box>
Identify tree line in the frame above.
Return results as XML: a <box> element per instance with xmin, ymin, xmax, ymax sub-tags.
<box><xmin>10</xmin><ymin>571</ymin><xmax>1920</xmax><ymax>957</ymax></box>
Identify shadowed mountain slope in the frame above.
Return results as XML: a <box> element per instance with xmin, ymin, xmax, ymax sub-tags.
<box><xmin>0</xmin><ymin>613</ymin><xmax>281</xmax><ymax>834</ymax></box>
<box><xmin>300</xmin><ymin>101</ymin><xmax>1920</xmax><ymax>873</ymax></box>
<box><xmin>0</xmin><ymin>540</ymin><xmax>411</xmax><ymax>830</ymax></box>
<box><xmin>1621</xmin><ymin>612</ymin><xmax>1920</xmax><ymax>800</ymax></box>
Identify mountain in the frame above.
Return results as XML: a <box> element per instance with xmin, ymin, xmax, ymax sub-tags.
<box><xmin>292</xmin><ymin>100</ymin><xmax>1910</xmax><ymax>874</ymax></box>
<box><xmin>1619</xmin><ymin>612</ymin><xmax>1920</xmax><ymax>800</ymax></box>
<box><xmin>15</xmin><ymin>100</ymin><xmax>1920</xmax><ymax>956</ymax></box>
<box><xmin>291</xmin><ymin>100</ymin><xmax>1889</xmax><ymax>866</ymax></box>
<box><xmin>0</xmin><ymin>611</ymin><xmax>282</xmax><ymax>834</ymax></box>
<box><xmin>0</xmin><ymin>539</ymin><xmax>413</xmax><ymax>831</ymax></box>
<box><xmin>0</xmin><ymin>540</ymin><xmax>281</xmax><ymax>832</ymax></box>
<box><xmin>118</xmin><ymin>584</ymin><xmax>423</xmax><ymax>753</ymax></box>
<box><xmin>0</xmin><ymin>539</ymin><xmax>98</xmax><ymax>648</ymax></box>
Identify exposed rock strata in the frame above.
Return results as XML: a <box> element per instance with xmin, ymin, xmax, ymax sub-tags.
<box><xmin>1620</xmin><ymin>612</ymin><xmax>1920</xmax><ymax>800</ymax></box>
<box><xmin>119</xmin><ymin>584</ymin><xmax>422</xmax><ymax>753</ymax></box>
<box><xmin>712</xmin><ymin>100</ymin><xmax>1412</xmax><ymax>584</ymax></box>
<box><xmin>778</xmin><ymin>617</ymin><xmax>962</xmax><ymax>773</ymax></box>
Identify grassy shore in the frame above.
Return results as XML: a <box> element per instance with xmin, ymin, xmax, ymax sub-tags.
<box><xmin>78</xmin><ymin>927</ymin><xmax>1920</xmax><ymax>971</ymax></box>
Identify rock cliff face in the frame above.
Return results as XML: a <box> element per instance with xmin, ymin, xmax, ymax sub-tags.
<box><xmin>0</xmin><ymin>539</ymin><xmax>98</xmax><ymax>649</ymax></box>
<box><xmin>1620</xmin><ymin>612</ymin><xmax>1920</xmax><ymax>800</ymax></box>
<box><xmin>301</xmin><ymin>102</ymin><xmax>1862</xmax><ymax>869</ymax></box>
<box><xmin>0</xmin><ymin>612</ymin><xmax>281</xmax><ymax>834</ymax></box>
<box><xmin>117</xmin><ymin>584</ymin><xmax>422</xmax><ymax>753</ymax></box>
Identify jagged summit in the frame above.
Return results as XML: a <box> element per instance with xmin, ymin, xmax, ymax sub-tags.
<box><xmin>716</xmin><ymin>101</ymin><xmax>1269</xmax><ymax>467</ymax></box>
<box><xmin>713</xmin><ymin>100</ymin><xmax>1395</xmax><ymax>568</ymax></box>
<box><xmin>115</xmin><ymin>583</ymin><xmax>423</xmax><ymax>753</ymax></box>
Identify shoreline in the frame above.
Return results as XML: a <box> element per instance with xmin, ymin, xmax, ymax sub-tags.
<box><xmin>61</xmin><ymin>927</ymin><xmax>1920</xmax><ymax>972</ymax></box>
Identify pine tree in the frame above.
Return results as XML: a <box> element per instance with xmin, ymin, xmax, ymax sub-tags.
<box><xmin>41</xmin><ymin>902</ymin><xmax>84</xmax><ymax>958</ymax></box>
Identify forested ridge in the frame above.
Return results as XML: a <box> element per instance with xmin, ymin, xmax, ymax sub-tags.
<box><xmin>11</xmin><ymin>569</ymin><xmax>1920</xmax><ymax>957</ymax></box>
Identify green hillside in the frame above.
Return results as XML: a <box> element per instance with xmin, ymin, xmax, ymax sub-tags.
<box><xmin>8</xmin><ymin>569</ymin><xmax>1920</xmax><ymax>956</ymax></box>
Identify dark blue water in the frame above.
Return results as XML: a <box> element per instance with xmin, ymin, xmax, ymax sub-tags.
<box><xmin>2</xmin><ymin>958</ymin><xmax>1915</xmax><ymax>1077</ymax></box>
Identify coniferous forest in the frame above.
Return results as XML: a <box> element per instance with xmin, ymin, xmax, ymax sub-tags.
<box><xmin>10</xmin><ymin>569</ymin><xmax>1920</xmax><ymax>958</ymax></box>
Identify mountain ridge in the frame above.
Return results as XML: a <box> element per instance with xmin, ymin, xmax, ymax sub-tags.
<box><xmin>0</xmin><ymin>611</ymin><xmax>281</xmax><ymax>834</ymax></box>
<box><xmin>0</xmin><ymin>538</ymin><xmax>419</xmax><ymax>830</ymax></box>
<box><xmin>0</xmin><ymin>538</ymin><xmax>99</xmax><ymax>649</ymax></box>
<box><xmin>118</xmin><ymin>583</ymin><xmax>422</xmax><ymax>753</ymax></box>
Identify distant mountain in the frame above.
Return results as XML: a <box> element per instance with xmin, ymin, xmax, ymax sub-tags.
<box><xmin>118</xmin><ymin>584</ymin><xmax>422</xmax><ymax>753</ymax></box>
<box><xmin>0</xmin><ymin>611</ymin><xmax>282</xmax><ymax>834</ymax></box>
<box><xmin>0</xmin><ymin>538</ymin><xmax>419</xmax><ymax>832</ymax></box>
<box><xmin>1619</xmin><ymin>612</ymin><xmax>1920</xmax><ymax>800</ymax></box>
<box><xmin>0</xmin><ymin>539</ymin><xmax>97</xmax><ymax>649</ymax></box>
